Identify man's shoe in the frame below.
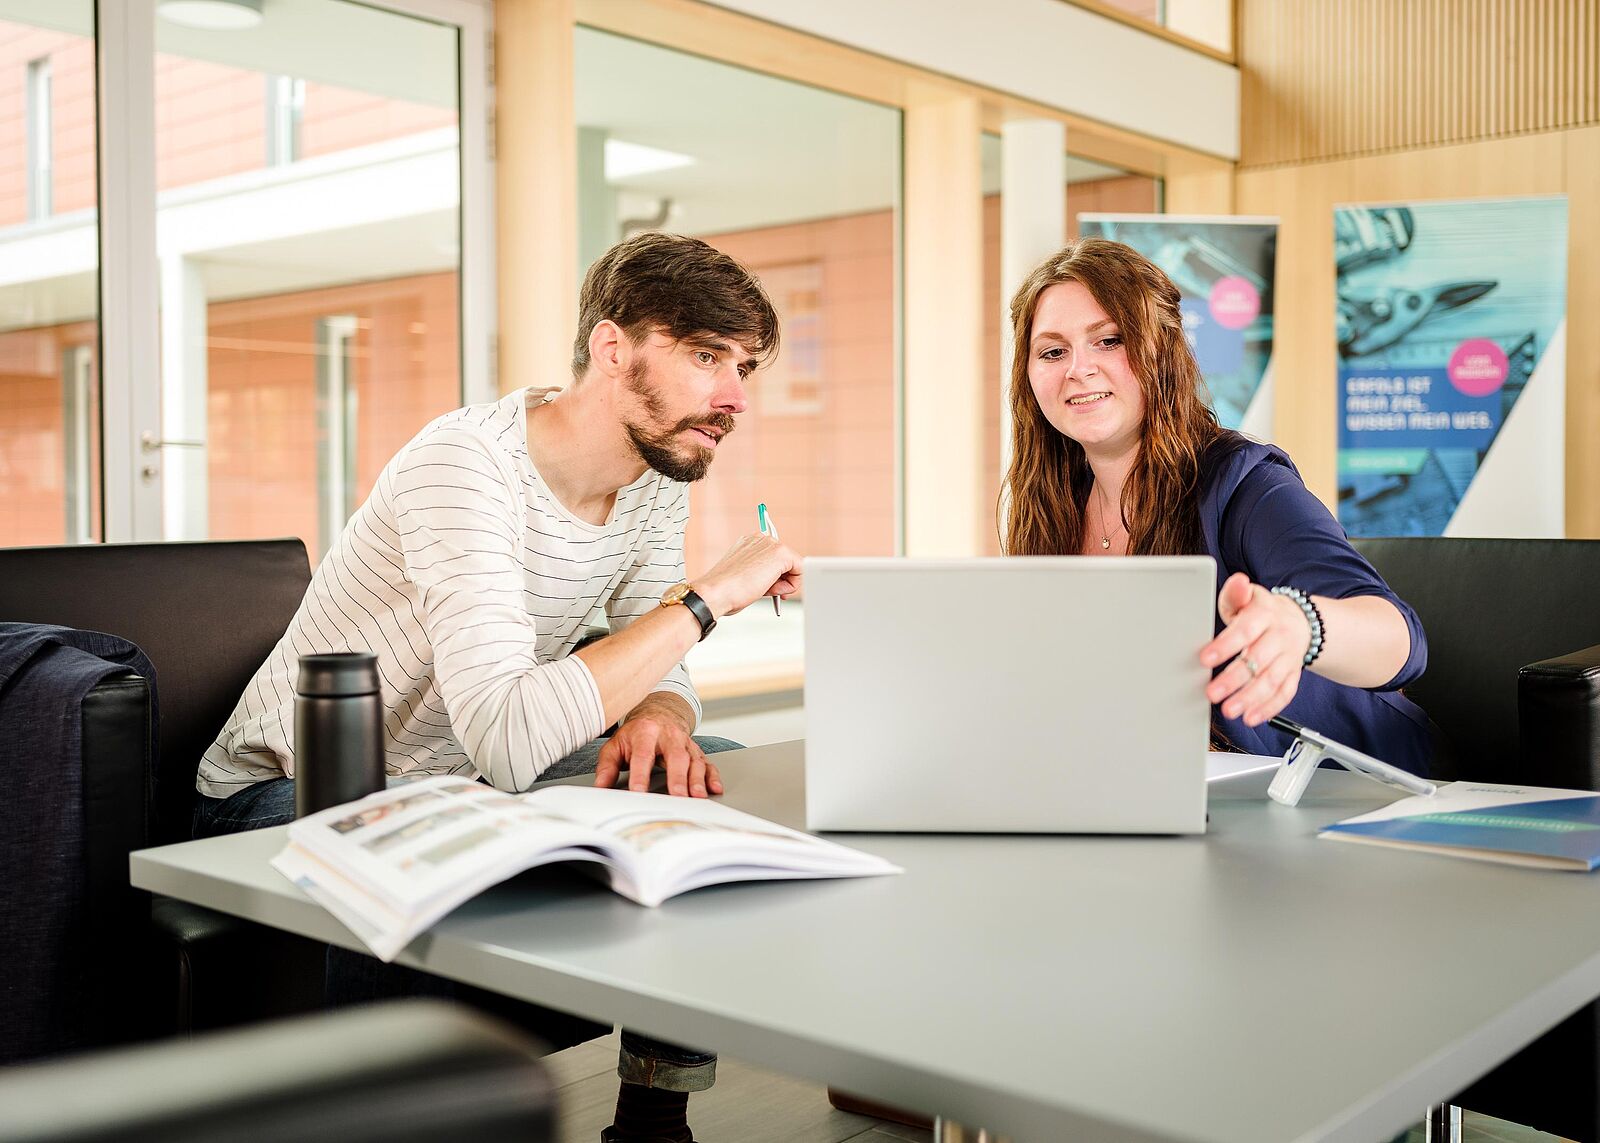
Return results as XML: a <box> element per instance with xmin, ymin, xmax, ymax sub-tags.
<box><xmin>600</xmin><ymin>1128</ymin><xmax>695</xmax><ymax>1143</ymax></box>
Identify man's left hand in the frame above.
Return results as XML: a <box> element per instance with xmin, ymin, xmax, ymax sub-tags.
<box><xmin>593</xmin><ymin>712</ymin><xmax>724</xmax><ymax>798</ymax></box>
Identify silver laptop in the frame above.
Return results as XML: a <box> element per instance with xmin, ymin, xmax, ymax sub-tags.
<box><xmin>803</xmin><ymin>557</ymin><xmax>1217</xmax><ymax>834</ymax></box>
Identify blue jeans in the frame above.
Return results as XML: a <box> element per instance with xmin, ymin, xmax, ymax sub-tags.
<box><xmin>194</xmin><ymin>734</ymin><xmax>742</xmax><ymax>1091</ymax></box>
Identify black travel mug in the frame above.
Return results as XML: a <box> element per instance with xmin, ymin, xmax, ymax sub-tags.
<box><xmin>294</xmin><ymin>652</ymin><xmax>385</xmax><ymax>818</ymax></box>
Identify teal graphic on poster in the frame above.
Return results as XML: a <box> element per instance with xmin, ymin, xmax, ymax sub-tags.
<box><xmin>1336</xmin><ymin>196</ymin><xmax>1567</xmax><ymax>537</ymax></box>
<box><xmin>1078</xmin><ymin>215</ymin><xmax>1277</xmax><ymax>436</ymax></box>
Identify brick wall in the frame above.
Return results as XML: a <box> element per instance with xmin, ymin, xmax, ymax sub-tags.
<box><xmin>0</xmin><ymin>320</ymin><xmax>98</xmax><ymax>545</ymax></box>
<box><xmin>205</xmin><ymin>272</ymin><xmax>461</xmax><ymax>561</ymax></box>
<box><xmin>693</xmin><ymin>209</ymin><xmax>898</xmax><ymax>575</ymax></box>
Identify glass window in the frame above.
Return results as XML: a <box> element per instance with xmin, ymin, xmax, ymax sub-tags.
<box><xmin>0</xmin><ymin>3</ymin><xmax>101</xmax><ymax>546</ymax></box>
<box><xmin>152</xmin><ymin>0</ymin><xmax>465</xmax><ymax>560</ymax></box>
<box><xmin>576</xmin><ymin>28</ymin><xmax>903</xmax><ymax>686</ymax></box>
<box><xmin>980</xmin><ymin>133</ymin><xmax>1161</xmax><ymax>553</ymax></box>
<box><xmin>1098</xmin><ymin>0</ymin><xmax>1233</xmax><ymax>55</ymax></box>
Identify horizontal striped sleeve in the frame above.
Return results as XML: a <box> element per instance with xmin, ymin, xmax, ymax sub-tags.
<box><xmin>390</xmin><ymin>424</ymin><xmax>606</xmax><ymax>790</ymax></box>
<box><xmin>605</xmin><ymin>479</ymin><xmax>701</xmax><ymax>729</ymax></box>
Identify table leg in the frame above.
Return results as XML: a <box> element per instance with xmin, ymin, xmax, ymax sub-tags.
<box><xmin>1425</xmin><ymin>1103</ymin><xmax>1462</xmax><ymax>1143</ymax></box>
<box><xmin>933</xmin><ymin>1119</ymin><xmax>1011</xmax><ymax>1143</ymax></box>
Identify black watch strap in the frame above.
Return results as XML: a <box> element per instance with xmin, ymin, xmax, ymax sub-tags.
<box><xmin>681</xmin><ymin>589</ymin><xmax>717</xmax><ymax>642</ymax></box>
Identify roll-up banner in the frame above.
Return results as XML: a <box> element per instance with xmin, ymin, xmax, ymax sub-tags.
<box><xmin>1078</xmin><ymin>214</ymin><xmax>1279</xmax><ymax>437</ymax></box>
<box><xmin>1334</xmin><ymin>195</ymin><xmax>1568</xmax><ymax>537</ymax></box>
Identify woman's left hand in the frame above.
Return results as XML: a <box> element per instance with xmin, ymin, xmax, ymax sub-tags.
<box><xmin>1200</xmin><ymin>572</ymin><xmax>1314</xmax><ymax>727</ymax></box>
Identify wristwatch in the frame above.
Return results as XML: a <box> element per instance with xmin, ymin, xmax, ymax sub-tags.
<box><xmin>660</xmin><ymin>582</ymin><xmax>717</xmax><ymax>642</ymax></box>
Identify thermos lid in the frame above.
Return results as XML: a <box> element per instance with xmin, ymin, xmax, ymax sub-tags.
<box><xmin>297</xmin><ymin>652</ymin><xmax>380</xmax><ymax>697</ymax></box>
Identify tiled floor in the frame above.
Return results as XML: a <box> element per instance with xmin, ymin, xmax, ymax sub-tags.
<box><xmin>1396</xmin><ymin>1113</ymin><xmax>1571</xmax><ymax>1143</ymax></box>
<box><xmin>545</xmin><ymin>1031</ymin><xmax>1570</xmax><ymax>1142</ymax></box>
<box><xmin>544</xmin><ymin>1031</ymin><xmax>931</xmax><ymax>1143</ymax></box>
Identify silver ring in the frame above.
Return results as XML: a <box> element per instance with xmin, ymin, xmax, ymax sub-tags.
<box><xmin>1244</xmin><ymin>655</ymin><xmax>1261</xmax><ymax>678</ymax></box>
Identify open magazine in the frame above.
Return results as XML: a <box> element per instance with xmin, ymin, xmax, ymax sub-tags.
<box><xmin>271</xmin><ymin>775</ymin><xmax>901</xmax><ymax>961</ymax></box>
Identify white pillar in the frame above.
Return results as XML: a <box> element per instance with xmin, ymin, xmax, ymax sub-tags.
<box><xmin>159</xmin><ymin>253</ymin><xmax>208</xmax><ymax>539</ymax></box>
<box><xmin>998</xmin><ymin>119</ymin><xmax>1066</xmax><ymax>494</ymax></box>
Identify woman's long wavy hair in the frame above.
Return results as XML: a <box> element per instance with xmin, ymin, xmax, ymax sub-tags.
<box><xmin>1002</xmin><ymin>238</ymin><xmax>1223</xmax><ymax>557</ymax></box>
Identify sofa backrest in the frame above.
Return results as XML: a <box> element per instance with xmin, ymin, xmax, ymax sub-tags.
<box><xmin>1354</xmin><ymin>537</ymin><xmax>1600</xmax><ymax>782</ymax></box>
<box><xmin>0</xmin><ymin>540</ymin><xmax>311</xmax><ymax>844</ymax></box>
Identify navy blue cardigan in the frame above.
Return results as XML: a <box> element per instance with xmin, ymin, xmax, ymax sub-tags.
<box><xmin>1198</xmin><ymin>433</ymin><xmax>1434</xmax><ymax>775</ymax></box>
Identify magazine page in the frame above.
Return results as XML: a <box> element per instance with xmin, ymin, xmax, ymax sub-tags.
<box><xmin>524</xmin><ymin>786</ymin><xmax>902</xmax><ymax>905</ymax></box>
<box><xmin>289</xmin><ymin>775</ymin><xmax>615</xmax><ymax>909</ymax></box>
<box><xmin>273</xmin><ymin>775</ymin><xmax>624</xmax><ymax>959</ymax></box>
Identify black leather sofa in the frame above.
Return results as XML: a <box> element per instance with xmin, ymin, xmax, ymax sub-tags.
<box><xmin>0</xmin><ymin>999</ymin><xmax>556</xmax><ymax>1142</ymax></box>
<box><xmin>0</xmin><ymin>539</ymin><xmax>325</xmax><ymax>1049</ymax></box>
<box><xmin>1355</xmin><ymin>537</ymin><xmax>1600</xmax><ymax>1142</ymax></box>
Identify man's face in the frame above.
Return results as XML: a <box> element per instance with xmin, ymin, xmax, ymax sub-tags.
<box><xmin>621</xmin><ymin>331</ymin><xmax>754</xmax><ymax>483</ymax></box>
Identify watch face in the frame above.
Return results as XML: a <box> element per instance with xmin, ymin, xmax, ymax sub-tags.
<box><xmin>660</xmin><ymin>582</ymin><xmax>692</xmax><ymax>607</ymax></box>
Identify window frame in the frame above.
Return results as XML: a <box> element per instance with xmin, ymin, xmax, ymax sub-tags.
<box><xmin>96</xmin><ymin>0</ymin><xmax>496</xmax><ymax>542</ymax></box>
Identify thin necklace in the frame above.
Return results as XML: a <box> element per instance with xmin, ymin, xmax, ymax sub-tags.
<box><xmin>1094</xmin><ymin>481</ymin><xmax>1126</xmax><ymax>551</ymax></box>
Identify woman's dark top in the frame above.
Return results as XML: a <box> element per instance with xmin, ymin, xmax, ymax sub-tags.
<box><xmin>1198</xmin><ymin>431</ymin><xmax>1433</xmax><ymax>775</ymax></box>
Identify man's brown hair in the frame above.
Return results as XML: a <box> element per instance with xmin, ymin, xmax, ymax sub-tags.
<box><xmin>572</xmin><ymin>232</ymin><xmax>780</xmax><ymax>378</ymax></box>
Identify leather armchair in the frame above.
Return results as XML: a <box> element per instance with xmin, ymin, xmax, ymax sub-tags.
<box><xmin>0</xmin><ymin>999</ymin><xmax>555</xmax><ymax>1143</ymax></box>
<box><xmin>1355</xmin><ymin>537</ymin><xmax>1600</xmax><ymax>1142</ymax></box>
<box><xmin>0</xmin><ymin>540</ymin><xmax>326</xmax><ymax>1044</ymax></box>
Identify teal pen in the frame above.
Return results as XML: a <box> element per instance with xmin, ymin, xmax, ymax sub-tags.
<box><xmin>757</xmin><ymin>503</ymin><xmax>781</xmax><ymax>616</ymax></box>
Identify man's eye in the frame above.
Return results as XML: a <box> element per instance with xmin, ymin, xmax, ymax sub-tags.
<box><xmin>696</xmin><ymin>350</ymin><xmax>716</xmax><ymax>365</ymax></box>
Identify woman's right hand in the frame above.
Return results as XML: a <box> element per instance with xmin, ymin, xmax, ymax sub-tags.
<box><xmin>694</xmin><ymin>534</ymin><xmax>802</xmax><ymax>618</ymax></box>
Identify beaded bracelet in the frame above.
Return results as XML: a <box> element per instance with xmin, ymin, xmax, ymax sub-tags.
<box><xmin>1270</xmin><ymin>585</ymin><xmax>1325</xmax><ymax>667</ymax></box>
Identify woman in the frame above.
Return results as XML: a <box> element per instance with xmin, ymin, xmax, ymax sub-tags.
<box><xmin>1004</xmin><ymin>238</ymin><xmax>1433</xmax><ymax>774</ymax></box>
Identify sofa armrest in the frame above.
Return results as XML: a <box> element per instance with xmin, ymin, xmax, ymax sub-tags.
<box><xmin>150</xmin><ymin>896</ymin><xmax>326</xmax><ymax>1032</ymax></box>
<box><xmin>1519</xmin><ymin>642</ymin><xmax>1600</xmax><ymax>791</ymax></box>
<box><xmin>0</xmin><ymin>999</ymin><xmax>556</xmax><ymax>1143</ymax></box>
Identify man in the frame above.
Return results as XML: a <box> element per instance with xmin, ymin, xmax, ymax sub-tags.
<box><xmin>196</xmin><ymin>232</ymin><xmax>801</xmax><ymax>1143</ymax></box>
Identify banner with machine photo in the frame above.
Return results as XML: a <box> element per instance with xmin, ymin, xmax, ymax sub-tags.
<box><xmin>1335</xmin><ymin>196</ymin><xmax>1568</xmax><ymax>537</ymax></box>
<box><xmin>1078</xmin><ymin>214</ymin><xmax>1278</xmax><ymax>437</ymax></box>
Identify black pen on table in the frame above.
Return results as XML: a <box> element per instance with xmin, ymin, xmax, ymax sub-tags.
<box><xmin>757</xmin><ymin>503</ymin><xmax>781</xmax><ymax>616</ymax></box>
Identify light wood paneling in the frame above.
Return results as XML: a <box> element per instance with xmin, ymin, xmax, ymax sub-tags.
<box><xmin>576</xmin><ymin>0</ymin><xmax>1230</xmax><ymax>180</ymax></box>
<box><xmin>1163</xmin><ymin>152</ymin><xmax>1234</xmax><ymax>214</ymax></box>
<box><xmin>1236</xmin><ymin>128</ymin><xmax>1599</xmax><ymax>536</ymax></box>
<box><xmin>1565</xmin><ymin>126</ymin><xmax>1600</xmax><ymax>539</ymax></box>
<box><xmin>904</xmin><ymin>89</ymin><xmax>986</xmax><ymax>556</ymax></box>
<box><xmin>495</xmin><ymin>0</ymin><xmax>577</xmax><ymax>394</ymax></box>
<box><xmin>1241</xmin><ymin>0</ymin><xmax>1600</xmax><ymax>168</ymax></box>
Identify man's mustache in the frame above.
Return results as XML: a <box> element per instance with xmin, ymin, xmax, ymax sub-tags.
<box><xmin>672</xmin><ymin>412</ymin><xmax>737</xmax><ymax>439</ymax></box>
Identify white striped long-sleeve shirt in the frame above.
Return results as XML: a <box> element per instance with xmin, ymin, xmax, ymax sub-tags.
<box><xmin>198</xmin><ymin>388</ymin><xmax>700</xmax><ymax>797</ymax></box>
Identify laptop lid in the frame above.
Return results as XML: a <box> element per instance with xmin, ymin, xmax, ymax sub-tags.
<box><xmin>803</xmin><ymin>556</ymin><xmax>1216</xmax><ymax>834</ymax></box>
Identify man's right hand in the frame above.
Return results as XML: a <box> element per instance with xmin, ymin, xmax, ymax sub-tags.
<box><xmin>694</xmin><ymin>533</ymin><xmax>802</xmax><ymax>618</ymax></box>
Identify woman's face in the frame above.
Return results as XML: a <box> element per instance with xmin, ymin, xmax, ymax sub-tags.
<box><xmin>1026</xmin><ymin>280</ymin><xmax>1146</xmax><ymax>461</ymax></box>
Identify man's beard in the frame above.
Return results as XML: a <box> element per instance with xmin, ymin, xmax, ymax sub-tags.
<box><xmin>623</xmin><ymin>360</ymin><xmax>737</xmax><ymax>483</ymax></box>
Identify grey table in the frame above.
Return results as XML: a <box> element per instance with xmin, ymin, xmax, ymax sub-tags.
<box><xmin>132</xmin><ymin>741</ymin><xmax>1600</xmax><ymax>1143</ymax></box>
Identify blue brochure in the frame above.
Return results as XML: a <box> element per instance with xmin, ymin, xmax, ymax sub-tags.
<box><xmin>1320</xmin><ymin>783</ymin><xmax>1600</xmax><ymax>871</ymax></box>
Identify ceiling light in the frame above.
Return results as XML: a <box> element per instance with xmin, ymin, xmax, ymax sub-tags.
<box><xmin>604</xmin><ymin>139</ymin><xmax>694</xmax><ymax>181</ymax></box>
<box><xmin>158</xmin><ymin>0</ymin><xmax>264</xmax><ymax>31</ymax></box>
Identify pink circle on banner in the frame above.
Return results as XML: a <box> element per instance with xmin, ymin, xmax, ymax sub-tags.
<box><xmin>1209</xmin><ymin>277</ymin><xmax>1260</xmax><ymax>331</ymax></box>
<box><xmin>1447</xmin><ymin>338</ymin><xmax>1509</xmax><ymax>397</ymax></box>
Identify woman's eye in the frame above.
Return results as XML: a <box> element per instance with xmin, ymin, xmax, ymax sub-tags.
<box><xmin>1098</xmin><ymin>336</ymin><xmax>1122</xmax><ymax>349</ymax></box>
<box><xmin>1039</xmin><ymin>347</ymin><xmax>1064</xmax><ymax>361</ymax></box>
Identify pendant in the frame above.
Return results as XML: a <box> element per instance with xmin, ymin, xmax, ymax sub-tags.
<box><xmin>1101</xmin><ymin>537</ymin><xmax>1110</xmax><ymax>549</ymax></box>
